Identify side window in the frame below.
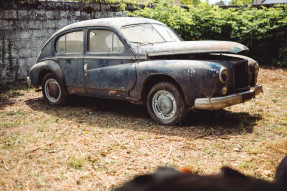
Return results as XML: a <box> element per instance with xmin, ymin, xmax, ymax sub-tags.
<box><xmin>88</xmin><ymin>29</ymin><xmax>124</xmax><ymax>53</ymax></box>
<box><xmin>56</xmin><ymin>35</ymin><xmax>65</xmax><ymax>53</ymax></box>
<box><xmin>56</xmin><ymin>31</ymin><xmax>83</xmax><ymax>53</ymax></box>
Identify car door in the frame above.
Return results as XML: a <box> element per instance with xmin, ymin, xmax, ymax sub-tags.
<box><xmin>84</xmin><ymin>28</ymin><xmax>137</xmax><ymax>98</ymax></box>
<box><xmin>54</xmin><ymin>30</ymin><xmax>85</xmax><ymax>94</ymax></box>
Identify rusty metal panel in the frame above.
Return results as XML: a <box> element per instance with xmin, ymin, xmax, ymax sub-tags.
<box><xmin>57</xmin><ymin>57</ymin><xmax>85</xmax><ymax>88</ymax></box>
<box><xmin>129</xmin><ymin>60</ymin><xmax>223</xmax><ymax>106</ymax></box>
<box><xmin>135</xmin><ymin>41</ymin><xmax>249</xmax><ymax>57</ymax></box>
<box><xmin>85</xmin><ymin>59</ymin><xmax>136</xmax><ymax>91</ymax></box>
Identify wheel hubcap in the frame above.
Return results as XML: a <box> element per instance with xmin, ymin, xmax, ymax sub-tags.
<box><xmin>152</xmin><ymin>90</ymin><xmax>176</xmax><ymax>120</ymax></box>
<box><xmin>45</xmin><ymin>79</ymin><xmax>61</xmax><ymax>103</ymax></box>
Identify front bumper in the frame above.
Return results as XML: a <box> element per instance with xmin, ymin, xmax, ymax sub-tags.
<box><xmin>194</xmin><ymin>84</ymin><xmax>263</xmax><ymax>110</ymax></box>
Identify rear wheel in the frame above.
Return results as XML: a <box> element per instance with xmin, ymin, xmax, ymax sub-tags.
<box><xmin>42</xmin><ymin>73</ymin><xmax>66</xmax><ymax>105</ymax></box>
<box><xmin>147</xmin><ymin>82</ymin><xmax>187</xmax><ymax>125</ymax></box>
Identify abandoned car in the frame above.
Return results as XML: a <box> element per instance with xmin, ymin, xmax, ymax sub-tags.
<box><xmin>28</xmin><ymin>17</ymin><xmax>263</xmax><ymax>125</ymax></box>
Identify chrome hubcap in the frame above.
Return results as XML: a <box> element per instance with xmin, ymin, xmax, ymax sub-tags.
<box><xmin>45</xmin><ymin>79</ymin><xmax>61</xmax><ymax>103</ymax></box>
<box><xmin>152</xmin><ymin>90</ymin><xmax>176</xmax><ymax>120</ymax></box>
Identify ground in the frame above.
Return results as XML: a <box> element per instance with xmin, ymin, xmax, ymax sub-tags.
<box><xmin>0</xmin><ymin>67</ymin><xmax>286</xmax><ymax>190</ymax></box>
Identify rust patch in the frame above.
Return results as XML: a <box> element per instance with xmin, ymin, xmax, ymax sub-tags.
<box><xmin>108</xmin><ymin>90</ymin><xmax>117</xmax><ymax>94</ymax></box>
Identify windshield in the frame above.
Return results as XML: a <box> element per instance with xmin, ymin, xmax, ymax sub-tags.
<box><xmin>121</xmin><ymin>24</ymin><xmax>181</xmax><ymax>45</ymax></box>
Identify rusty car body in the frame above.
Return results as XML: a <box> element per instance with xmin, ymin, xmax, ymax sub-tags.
<box><xmin>28</xmin><ymin>17</ymin><xmax>263</xmax><ymax>125</ymax></box>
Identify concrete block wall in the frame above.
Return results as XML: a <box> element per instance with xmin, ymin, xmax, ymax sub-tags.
<box><xmin>0</xmin><ymin>1</ymin><xmax>127</xmax><ymax>82</ymax></box>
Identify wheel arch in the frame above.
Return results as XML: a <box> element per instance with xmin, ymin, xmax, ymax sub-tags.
<box><xmin>30</xmin><ymin>60</ymin><xmax>66</xmax><ymax>90</ymax></box>
<box><xmin>38</xmin><ymin>69</ymin><xmax>53</xmax><ymax>87</ymax></box>
<box><xmin>141</xmin><ymin>74</ymin><xmax>185</xmax><ymax>105</ymax></box>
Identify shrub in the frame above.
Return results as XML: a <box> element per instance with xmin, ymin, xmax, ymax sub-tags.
<box><xmin>128</xmin><ymin>1</ymin><xmax>287</xmax><ymax>66</ymax></box>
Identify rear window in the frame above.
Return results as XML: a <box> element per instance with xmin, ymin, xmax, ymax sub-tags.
<box><xmin>56</xmin><ymin>31</ymin><xmax>84</xmax><ymax>53</ymax></box>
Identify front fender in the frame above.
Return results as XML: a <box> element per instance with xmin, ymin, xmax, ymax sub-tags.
<box><xmin>130</xmin><ymin>60</ymin><xmax>223</xmax><ymax>106</ymax></box>
<box><xmin>29</xmin><ymin>60</ymin><xmax>65</xmax><ymax>89</ymax></box>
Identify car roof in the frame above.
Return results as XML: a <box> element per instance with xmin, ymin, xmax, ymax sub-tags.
<box><xmin>41</xmin><ymin>17</ymin><xmax>164</xmax><ymax>50</ymax></box>
<box><xmin>52</xmin><ymin>17</ymin><xmax>164</xmax><ymax>37</ymax></box>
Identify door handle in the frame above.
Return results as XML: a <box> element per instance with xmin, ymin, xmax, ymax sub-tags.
<box><xmin>84</xmin><ymin>61</ymin><xmax>87</xmax><ymax>71</ymax></box>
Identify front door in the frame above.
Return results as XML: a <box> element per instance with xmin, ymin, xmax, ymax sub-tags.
<box><xmin>84</xmin><ymin>28</ymin><xmax>136</xmax><ymax>99</ymax></box>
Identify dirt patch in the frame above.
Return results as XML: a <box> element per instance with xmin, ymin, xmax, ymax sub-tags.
<box><xmin>0</xmin><ymin>67</ymin><xmax>286</xmax><ymax>190</ymax></box>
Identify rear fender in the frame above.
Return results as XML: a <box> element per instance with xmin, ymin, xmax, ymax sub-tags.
<box><xmin>29</xmin><ymin>60</ymin><xmax>65</xmax><ymax>89</ymax></box>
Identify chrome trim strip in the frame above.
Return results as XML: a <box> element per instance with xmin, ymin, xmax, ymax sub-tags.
<box><xmin>85</xmin><ymin>56</ymin><xmax>136</xmax><ymax>60</ymax></box>
<box><xmin>55</xmin><ymin>56</ymin><xmax>135</xmax><ymax>60</ymax></box>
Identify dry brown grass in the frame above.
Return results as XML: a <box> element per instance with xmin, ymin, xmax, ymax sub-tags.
<box><xmin>0</xmin><ymin>67</ymin><xmax>286</xmax><ymax>190</ymax></box>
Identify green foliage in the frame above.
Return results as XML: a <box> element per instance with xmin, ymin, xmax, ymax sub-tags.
<box><xmin>128</xmin><ymin>1</ymin><xmax>287</xmax><ymax>66</ymax></box>
<box><xmin>180</xmin><ymin>0</ymin><xmax>200</xmax><ymax>5</ymax></box>
<box><xmin>70</xmin><ymin>0</ymin><xmax>134</xmax><ymax>2</ymax></box>
<box><xmin>229</xmin><ymin>0</ymin><xmax>253</xmax><ymax>5</ymax></box>
<box><xmin>69</xmin><ymin>156</ymin><xmax>84</xmax><ymax>170</ymax></box>
<box><xmin>69</xmin><ymin>0</ymin><xmax>144</xmax><ymax>6</ymax></box>
<box><xmin>0</xmin><ymin>33</ymin><xmax>19</xmax><ymax>85</ymax></box>
<box><xmin>214</xmin><ymin>0</ymin><xmax>226</xmax><ymax>5</ymax></box>
<box><xmin>69</xmin><ymin>0</ymin><xmax>144</xmax><ymax>11</ymax></box>
<box><xmin>14</xmin><ymin>59</ymin><xmax>19</xmax><ymax>84</ymax></box>
<box><xmin>1</xmin><ymin>33</ymin><xmax>6</xmax><ymax>68</ymax></box>
<box><xmin>1</xmin><ymin>33</ymin><xmax>6</xmax><ymax>85</ymax></box>
<box><xmin>7</xmin><ymin>39</ymin><xmax>13</xmax><ymax>80</ymax></box>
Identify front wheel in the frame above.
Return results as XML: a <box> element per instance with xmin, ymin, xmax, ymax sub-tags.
<box><xmin>147</xmin><ymin>82</ymin><xmax>187</xmax><ymax>125</ymax></box>
<box><xmin>42</xmin><ymin>73</ymin><xmax>66</xmax><ymax>105</ymax></box>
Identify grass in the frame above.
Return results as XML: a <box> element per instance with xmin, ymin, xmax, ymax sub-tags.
<box><xmin>69</xmin><ymin>156</ymin><xmax>84</xmax><ymax>170</ymax></box>
<box><xmin>0</xmin><ymin>67</ymin><xmax>287</xmax><ymax>190</ymax></box>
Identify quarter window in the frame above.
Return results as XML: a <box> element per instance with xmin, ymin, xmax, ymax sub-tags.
<box><xmin>88</xmin><ymin>30</ymin><xmax>124</xmax><ymax>53</ymax></box>
<box><xmin>56</xmin><ymin>31</ymin><xmax>83</xmax><ymax>53</ymax></box>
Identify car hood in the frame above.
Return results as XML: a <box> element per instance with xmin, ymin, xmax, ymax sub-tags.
<box><xmin>137</xmin><ymin>41</ymin><xmax>249</xmax><ymax>56</ymax></box>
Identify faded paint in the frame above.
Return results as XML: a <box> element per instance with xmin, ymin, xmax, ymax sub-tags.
<box><xmin>29</xmin><ymin>17</ymin><xmax>262</xmax><ymax>110</ymax></box>
<box><xmin>138</xmin><ymin>41</ymin><xmax>249</xmax><ymax>57</ymax></box>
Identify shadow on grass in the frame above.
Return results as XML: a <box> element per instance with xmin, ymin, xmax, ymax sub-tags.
<box><xmin>25</xmin><ymin>95</ymin><xmax>261</xmax><ymax>139</ymax></box>
<box><xmin>0</xmin><ymin>95</ymin><xmax>14</xmax><ymax>109</ymax></box>
<box><xmin>0</xmin><ymin>87</ymin><xmax>25</xmax><ymax>109</ymax></box>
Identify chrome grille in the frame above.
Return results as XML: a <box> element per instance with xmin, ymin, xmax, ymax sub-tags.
<box><xmin>233</xmin><ymin>60</ymin><xmax>249</xmax><ymax>91</ymax></box>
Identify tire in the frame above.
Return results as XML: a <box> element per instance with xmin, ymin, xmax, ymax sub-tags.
<box><xmin>42</xmin><ymin>73</ymin><xmax>66</xmax><ymax>105</ymax></box>
<box><xmin>147</xmin><ymin>82</ymin><xmax>187</xmax><ymax>125</ymax></box>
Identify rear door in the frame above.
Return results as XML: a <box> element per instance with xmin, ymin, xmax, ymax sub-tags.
<box><xmin>54</xmin><ymin>30</ymin><xmax>85</xmax><ymax>94</ymax></box>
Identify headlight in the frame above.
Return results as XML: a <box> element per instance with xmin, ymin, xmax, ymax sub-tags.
<box><xmin>219</xmin><ymin>68</ymin><xmax>228</xmax><ymax>84</ymax></box>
